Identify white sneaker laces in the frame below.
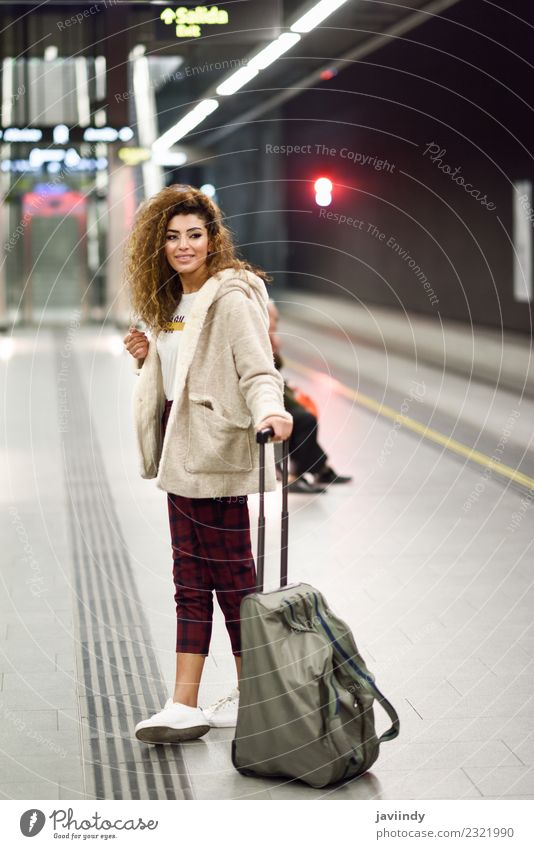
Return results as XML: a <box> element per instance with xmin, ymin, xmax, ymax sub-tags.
<box><xmin>209</xmin><ymin>690</ymin><xmax>239</xmax><ymax>712</ymax></box>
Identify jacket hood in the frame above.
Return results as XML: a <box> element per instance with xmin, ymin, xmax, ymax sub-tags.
<box><xmin>212</xmin><ymin>267</ymin><xmax>270</xmax><ymax>328</ymax></box>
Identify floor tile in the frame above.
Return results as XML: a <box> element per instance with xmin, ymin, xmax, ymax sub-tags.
<box><xmin>373</xmin><ymin>768</ymin><xmax>482</xmax><ymax>799</ymax></box>
<box><xmin>0</xmin><ymin>780</ymin><xmax>62</xmax><ymax>800</ymax></box>
<box><xmin>380</xmin><ymin>739</ymin><xmax>521</xmax><ymax>770</ymax></box>
<box><xmin>464</xmin><ymin>766</ymin><xmax>534</xmax><ymax>798</ymax></box>
<box><xmin>0</xmin><ymin>751</ymin><xmax>84</xmax><ymax>785</ymax></box>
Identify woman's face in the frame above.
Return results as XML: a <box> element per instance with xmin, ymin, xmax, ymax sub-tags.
<box><xmin>164</xmin><ymin>213</ymin><xmax>210</xmax><ymax>275</ymax></box>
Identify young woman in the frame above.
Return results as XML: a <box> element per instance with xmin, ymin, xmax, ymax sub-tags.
<box><xmin>123</xmin><ymin>185</ymin><xmax>293</xmax><ymax>744</ymax></box>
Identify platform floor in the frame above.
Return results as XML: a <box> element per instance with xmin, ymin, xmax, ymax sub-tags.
<box><xmin>1</xmin><ymin>302</ymin><xmax>533</xmax><ymax>800</ymax></box>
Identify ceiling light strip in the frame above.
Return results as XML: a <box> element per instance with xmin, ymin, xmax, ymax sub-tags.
<box><xmin>291</xmin><ymin>0</ymin><xmax>350</xmax><ymax>34</ymax></box>
<box><xmin>152</xmin><ymin>98</ymin><xmax>219</xmax><ymax>152</ymax></box>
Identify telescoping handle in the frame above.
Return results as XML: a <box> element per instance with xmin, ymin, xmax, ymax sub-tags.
<box><xmin>255</xmin><ymin>427</ymin><xmax>289</xmax><ymax>594</ymax></box>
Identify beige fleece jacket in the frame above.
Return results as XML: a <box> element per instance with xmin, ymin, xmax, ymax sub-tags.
<box><xmin>131</xmin><ymin>267</ymin><xmax>292</xmax><ymax>497</ymax></box>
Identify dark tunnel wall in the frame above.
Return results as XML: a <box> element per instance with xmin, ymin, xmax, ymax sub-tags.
<box><xmin>274</xmin><ymin>0</ymin><xmax>534</xmax><ymax>334</ymax></box>
<box><xmin>199</xmin><ymin>113</ymin><xmax>289</xmax><ymax>278</ymax></box>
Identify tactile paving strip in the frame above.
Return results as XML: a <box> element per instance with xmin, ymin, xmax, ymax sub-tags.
<box><xmin>56</xmin><ymin>333</ymin><xmax>193</xmax><ymax>799</ymax></box>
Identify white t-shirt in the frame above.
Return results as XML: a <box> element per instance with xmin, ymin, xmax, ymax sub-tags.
<box><xmin>156</xmin><ymin>292</ymin><xmax>198</xmax><ymax>400</ymax></box>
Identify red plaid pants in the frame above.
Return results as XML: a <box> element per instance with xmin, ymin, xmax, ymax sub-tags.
<box><xmin>162</xmin><ymin>400</ymin><xmax>256</xmax><ymax>655</ymax></box>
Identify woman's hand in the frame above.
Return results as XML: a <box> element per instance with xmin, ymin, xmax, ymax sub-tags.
<box><xmin>124</xmin><ymin>326</ymin><xmax>149</xmax><ymax>361</ymax></box>
<box><xmin>256</xmin><ymin>415</ymin><xmax>293</xmax><ymax>443</ymax></box>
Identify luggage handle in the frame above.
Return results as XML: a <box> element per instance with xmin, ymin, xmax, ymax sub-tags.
<box><xmin>255</xmin><ymin>427</ymin><xmax>289</xmax><ymax>593</ymax></box>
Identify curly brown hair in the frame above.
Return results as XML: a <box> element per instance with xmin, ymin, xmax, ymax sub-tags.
<box><xmin>124</xmin><ymin>184</ymin><xmax>267</xmax><ymax>331</ymax></box>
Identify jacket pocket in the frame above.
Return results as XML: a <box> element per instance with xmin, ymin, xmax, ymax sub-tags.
<box><xmin>185</xmin><ymin>394</ymin><xmax>253</xmax><ymax>474</ymax></box>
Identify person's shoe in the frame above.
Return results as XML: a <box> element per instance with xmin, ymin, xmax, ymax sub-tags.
<box><xmin>135</xmin><ymin>699</ymin><xmax>210</xmax><ymax>744</ymax></box>
<box><xmin>203</xmin><ymin>688</ymin><xmax>240</xmax><ymax>728</ymax></box>
<box><xmin>314</xmin><ymin>465</ymin><xmax>353</xmax><ymax>485</ymax></box>
<box><xmin>287</xmin><ymin>477</ymin><xmax>327</xmax><ymax>494</ymax></box>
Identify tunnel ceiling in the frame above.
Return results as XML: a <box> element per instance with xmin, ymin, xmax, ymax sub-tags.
<box><xmin>0</xmin><ymin>1</ymin><xmax>459</xmax><ymax>140</ymax></box>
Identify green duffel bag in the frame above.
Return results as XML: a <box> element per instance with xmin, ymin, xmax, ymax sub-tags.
<box><xmin>232</xmin><ymin>432</ymin><xmax>399</xmax><ymax>789</ymax></box>
<box><xmin>232</xmin><ymin>582</ymin><xmax>400</xmax><ymax>788</ymax></box>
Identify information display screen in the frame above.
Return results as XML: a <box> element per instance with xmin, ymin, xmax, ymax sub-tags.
<box><xmin>153</xmin><ymin>1</ymin><xmax>281</xmax><ymax>43</ymax></box>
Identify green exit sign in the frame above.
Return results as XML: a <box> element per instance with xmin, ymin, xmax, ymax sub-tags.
<box><xmin>160</xmin><ymin>5</ymin><xmax>229</xmax><ymax>38</ymax></box>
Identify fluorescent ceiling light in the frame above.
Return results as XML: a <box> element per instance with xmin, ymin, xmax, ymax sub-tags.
<box><xmin>2</xmin><ymin>58</ymin><xmax>14</xmax><ymax>127</ymax></box>
<box><xmin>94</xmin><ymin>109</ymin><xmax>106</xmax><ymax>127</ymax></box>
<box><xmin>217</xmin><ymin>32</ymin><xmax>300</xmax><ymax>96</ymax></box>
<box><xmin>75</xmin><ymin>57</ymin><xmax>91</xmax><ymax>127</ymax></box>
<box><xmin>95</xmin><ymin>55</ymin><xmax>106</xmax><ymax>101</ymax></box>
<box><xmin>130</xmin><ymin>44</ymin><xmax>146</xmax><ymax>59</ymax></box>
<box><xmin>248</xmin><ymin>32</ymin><xmax>301</xmax><ymax>70</ymax></box>
<box><xmin>64</xmin><ymin>148</ymin><xmax>81</xmax><ymax>167</ymax></box>
<box><xmin>29</xmin><ymin>148</ymin><xmax>65</xmax><ymax>167</ymax></box>
<box><xmin>118</xmin><ymin>127</ymin><xmax>134</xmax><ymax>141</ymax></box>
<box><xmin>133</xmin><ymin>55</ymin><xmax>156</xmax><ymax>147</ymax></box>
<box><xmin>84</xmin><ymin>127</ymin><xmax>119</xmax><ymax>141</ymax></box>
<box><xmin>200</xmin><ymin>183</ymin><xmax>216</xmax><ymax>197</ymax></box>
<box><xmin>291</xmin><ymin>0</ymin><xmax>349</xmax><ymax>33</ymax></box>
<box><xmin>152</xmin><ymin>98</ymin><xmax>218</xmax><ymax>151</ymax></box>
<box><xmin>3</xmin><ymin>127</ymin><xmax>42</xmax><ymax>142</ymax></box>
<box><xmin>216</xmin><ymin>66</ymin><xmax>259</xmax><ymax>96</ymax></box>
<box><xmin>53</xmin><ymin>124</ymin><xmax>69</xmax><ymax>144</ymax></box>
<box><xmin>152</xmin><ymin>150</ymin><xmax>187</xmax><ymax>166</ymax></box>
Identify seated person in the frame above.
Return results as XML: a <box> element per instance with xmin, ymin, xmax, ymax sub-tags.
<box><xmin>268</xmin><ymin>300</ymin><xmax>352</xmax><ymax>494</ymax></box>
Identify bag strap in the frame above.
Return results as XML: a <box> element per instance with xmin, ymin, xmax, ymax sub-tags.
<box><xmin>311</xmin><ymin>591</ymin><xmax>400</xmax><ymax>745</ymax></box>
<box><xmin>366</xmin><ymin>680</ymin><xmax>400</xmax><ymax>744</ymax></box>
<box><xmin>337</xmin><ymin>649</ymin><xmax>400</xmax><ymax>745</ymax></box>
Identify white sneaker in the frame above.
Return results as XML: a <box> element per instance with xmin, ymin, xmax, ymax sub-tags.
<box><xmin>203</xmin><ymin>688</ymin><xmax>240</xmax><ymax>728</ymax></box>
<box><xmin>135</xmin><ymin>699</ymin><xmax>210</xmax><ymax>744</ymax></box>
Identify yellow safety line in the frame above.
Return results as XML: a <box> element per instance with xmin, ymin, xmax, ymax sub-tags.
<box><xmin>285</xmin><ymin>358</ymin><xmax>534</xmax><ymax>491</ymax></box>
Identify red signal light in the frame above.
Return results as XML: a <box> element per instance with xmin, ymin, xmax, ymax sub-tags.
<box><xmin>314</xmin><ymin>177</ymin><xmax>333</xmax><ymax>206</ymax></box>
